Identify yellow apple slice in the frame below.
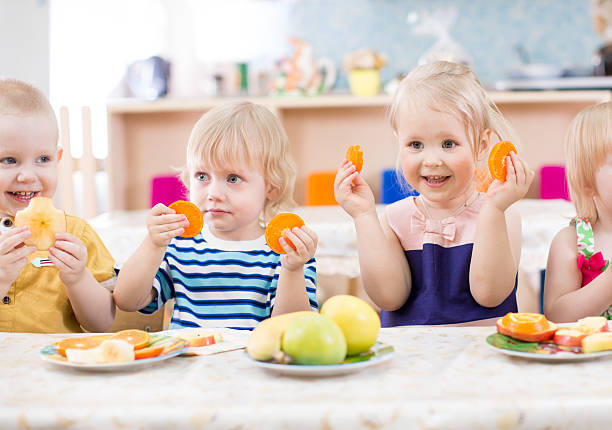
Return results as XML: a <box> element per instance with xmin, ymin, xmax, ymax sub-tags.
<box><xmin>582</xmin><ymin>332</ymin><xmax>612</xmax><ymax>354</ymax></box>
<box><xmin>14</xmin><ymin>197</ymin><xmax>66</xmax><ymax>251</ymax></box>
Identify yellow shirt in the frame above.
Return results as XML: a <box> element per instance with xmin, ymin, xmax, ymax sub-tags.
<box><xmin>0</xmin><ymin>215</ymin><xmax>115</xmax><ymax>333</ymax></box>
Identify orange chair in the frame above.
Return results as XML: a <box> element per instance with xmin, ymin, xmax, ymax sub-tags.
<box><xmin>305</xmin><ymin>171</ymin><xmax>337</xmax><ymax>206</ymax></box>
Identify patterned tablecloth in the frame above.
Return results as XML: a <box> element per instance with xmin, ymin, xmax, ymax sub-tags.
<box><xmin>90</xmin><ymin>199</ymin><xmax>576</xmax><ymax>279</ymax></box>
<box><xmin>2</xmin><ymin>326</ymin><xmax>612</xmax><ymax>429</ymax></box>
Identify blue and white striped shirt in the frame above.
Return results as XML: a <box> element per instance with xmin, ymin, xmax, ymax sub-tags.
<box><xmin>140</xmin><ymin>225</ymin><xmax>318</xmax><ymax>330</ymax></box>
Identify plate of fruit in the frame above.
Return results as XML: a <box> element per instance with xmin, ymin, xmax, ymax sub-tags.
<box><xmin>486</xmin><ymin>313</ymin><xmax>612</xmax><ymax>362</ymax></box>
<box><xmin>40</xmin><ymin>329</ymin><xmax>187</xmax><ymax>371</ymax></box>
<box><xmin>246</xmin><ymin>295</ymin><xmax>394</xmax><ymax>376</ymax></box>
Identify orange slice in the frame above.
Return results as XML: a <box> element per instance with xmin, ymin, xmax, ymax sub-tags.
<box><xmin>488</xmin><ymin>141</ymin><xmax>517</xmax><ymax>182</ymax></box>
<box><xmin>55</xmin><ymin>334</ymin><xmax>112</xmax><ymax>357</ymax></box>
<box><xmin>134</xmin><ymin>344</ymin><xmax>165</xmax><ymax>360</ymax></box>
<box><xmin>169</xmin><ymin>200</ymin><xmax>203</xmax><ymax>238</ymax></box>
<box><xmin>346</xmin><ymin>145</ymin><xmax>364</xmax><ymax>173</ymax></box>
<box><xmin>14</xmin><ymin>196</ymin><xmax>66</xmax><ymax>251</ymax></box>
<box><xmin>110</xmin><ymin>329</ymin><xmax>151</xmax><ymax>350</ymax></box>
<box><xmin>265</xmin><ymin>213</ymin><xmax>305</xmax><ymax>254</ymax></box>
<box><xmin>496</xmin><ymin>312</ymin><xmax>557</xmax><ymax>342</ymax></box>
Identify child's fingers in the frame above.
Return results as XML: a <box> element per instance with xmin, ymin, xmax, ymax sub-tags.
<box><xmin>52</xmin><ymin>239</ymin><xmax>87</xmax><ymax>261</ymax></box>
<box><xmin>0</xmin><ymin>227</ymin><xmax>30</xmax><ymax>254</ymax></box>
<box><xmin>151</xmin><ymin>203</ymin><xmax>174</xmax><ymax>216</ymax></box>
<box><xmin>285</xmin><ymin>227</ymin><xmax>314</xmax><ymax>254</ymax></box>
<box><xmin>48</xmin><ymin>246</ymin><xmax>79</xmax><ymax>270</ymax></box>
<box><xmin>1</xmin><ymin>245</ymin><xmax>35</xmax><ymax>264</ymax></box>
<box><xmin>334</xmin><ymin>163</ymin><xmax>357</xmax><ymax>187</ymax></box>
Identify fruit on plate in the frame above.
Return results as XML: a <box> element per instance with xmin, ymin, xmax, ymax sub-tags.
<box><xmin>280</xmin><ymin>313</ymin><xmax>347</xmax><ymax>365</ymax></box>
<box><xmin>247</xmin><ymin>311</ymin><xmax>314</xmax><ymax>361</ymax></box>
<box><xmin>55</xmin><ymin>334</ymin><xmax>112</xmax><ymax>357</ymax></box>
<box><xmin>488</xmin><ymin>141</ymin><xmax>517</xmax><ymax>182</ymax></box>
<box><xmin>264</xmin><ymin>213</ymin><xmax>305</xmax><ymax>255</ymax></box>
<box><xmin>345</xmin><ymin>145</ymin><xmax>364</xmax><ymax>173</ymax></box>
<box><xmin>179</xmin><ymin>330</ymin><xmax>223</xmax><ymax>347</ymax></box>
<box><xmin>13</xmin><ymin>196</ymin><xmax>66</xmax><ymax>251</ymax></box>
<box><xmin>134</xmin><ymin>344</ymin><xmax>165</xmax><ymax>360</ymax></box>
<box><xmin>320</xmin><ymin>294</ymin><xmax>380</xmax><ymax>356</ymax></box>
<box><xmin>553</xmin><ymin>329</ymin><xmax>588</xmax><ymax>347</ymax></box>
<box><xmin>496</xmin><ymin>312</ymin><xmax>558</xmax><ymax>342</ymax></box>
<box><xmin>582</xmin><ymin>332</ymin><xmax>612</xmax><ymax>353</ymax></box>
<box><xmin>65</xmin><ymin>339</ymin><xmax>135</xmax><ymax>364</ymax></box>
<box><xmin>575</xmin><ymin>316</ymin><xmax>609</xmax><ymax>334</ymax></box>
<box><xmin>110</xmin><ymin>329</ymin><xmax>151</xmax><ymax>350</ymax></box>
<box><xmin>169</xmin><ymin>200</ymin><xmax>203</xmax><ymax>238</ymax></box>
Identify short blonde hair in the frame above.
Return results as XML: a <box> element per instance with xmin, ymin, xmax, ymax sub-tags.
<box><xmin>0</xmin><ymin>78</ymin><xmax>58</xmax><ymax>142</ymax></box>
<box><xmin>389</xmin><ymin>61</ymin><xmax>518</xmax><ymax>167</ymax></box>
<box><xmin>565</xmin><ymin>101</ymin><xmax>612</xmax><ymax>223</ymax></box>
<box><xmin>182</xmin><ymin>101</ymin><xmax>296</xmax><ymax>224</ymax></box>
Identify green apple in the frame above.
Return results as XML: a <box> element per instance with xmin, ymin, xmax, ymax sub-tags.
<box><xmin>320</xmin><ymin>295</ymin><xmax>380</xmax><ymax>356</ymax></box>
<box><xmin>281</xmin><ymin>314</ymin><xmax>347</xmax><ymax>365</ymax></box>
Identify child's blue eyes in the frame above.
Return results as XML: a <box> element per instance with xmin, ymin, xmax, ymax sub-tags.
<box><xmin>0</xmin><ymin>157</ymin><xmax>16</xmax><ymax>165</ymax></box>
<box><xmin>0</xmin><ymin>156</ymin><xmax>51</xmax><ymax>165</ymax></box>
<box><xmin>407</xmin><ymin>140</ymin><xmax>457</xmax><ymax>149</ymax></box>
<box><xmin>196</xmin><ymin>173</ymin><xmax>243</xmax><ymax>184</ymax></box>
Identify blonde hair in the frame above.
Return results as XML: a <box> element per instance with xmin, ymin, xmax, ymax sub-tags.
<box><xmin>182</xmin><ymin>101</ymin><xmax>296</xmax><ymax>223</ymax></box>
<box><xmin>0</xmin><ymin>78</ymin><xmax>58</xmax><ymax>142</ymax></box>
<box><xmin>388</xmin><ymin>61</ymin><xmax>518</xmax><ymax>181</ymax></box>
<box><xmin>565</xmin><ymin>101</ymin><xmax>612</xmax><ymax>223</ymax></box>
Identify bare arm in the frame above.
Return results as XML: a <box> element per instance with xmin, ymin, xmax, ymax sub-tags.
<box><xmin>334</xmin><ymin>160</ymin><xmax>411</xmax><ymax>311</ymax></box>
<box><xmin>113</xmin><ymin>204</ymin><xmax>189</xmax><ymax>312</ymax></box>
<box><xmin>544</xmin><ymin>226</ymin><xmax>612</xmax><ymax>322</ymax></box>
<box><xmin>271</xmin><ymin>226</ymin><xmax>317</xmax><ymax>315</ymax></box>
<box><xmin>470</xmin><ymin>152</ymin><xmax>534</xmax><ymax>307</ymax></box>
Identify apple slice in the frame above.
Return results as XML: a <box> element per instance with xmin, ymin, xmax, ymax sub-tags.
<box><xmin>553</xmin><ymin>329</ymin><xmax>588</xmax><ymax>347</ymax></box>
<box><xmin>576</xmin><ymin>316</ymin><xmax>609</xmax><ymax>334</ymax></box>
<box><xmin>179</xmin><ymin>330</ymin><xmax>223</xmax><ymax>347</ymax></box>
<box><xmin>14</xmin><ymin>197</ymin><xmax>66</xmax><ymax>251</ymax></box>
<box><xmin>582</xmin><ymin>332</ymin><xmax>612</xmax><ymax>353</ymax></box>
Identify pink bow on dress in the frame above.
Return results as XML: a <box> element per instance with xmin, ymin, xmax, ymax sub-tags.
<box><xmin>577</xmin><ymin>251</ymin><xmax>606</xmax><ymax>286</ymax></box>
<box><xmin>410</xmin><ymin>211</ymin><xmax>456</xmax><ymax>241</ymax></box>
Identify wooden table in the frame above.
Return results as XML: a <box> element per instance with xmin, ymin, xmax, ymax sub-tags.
<box><xmin>2</xmin><ymin>325</ymin><xmax>612</xmax><ymax>429</ymax></box>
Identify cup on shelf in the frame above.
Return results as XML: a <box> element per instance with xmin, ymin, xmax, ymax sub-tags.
<box><xmin>348</xmin><ymin>69</ymin><xmax>381</xmax><ymax>96</ymax></box>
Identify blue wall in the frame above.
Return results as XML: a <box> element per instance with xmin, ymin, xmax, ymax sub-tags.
<box><xmin>283</xmin><ymin>0</ymin><xmax>601</xmax><ymax>89</ymax></box>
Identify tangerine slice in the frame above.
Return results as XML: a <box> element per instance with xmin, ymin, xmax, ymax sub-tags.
<box><xmin>488</xmin><ymin>141</ymin><xmax>517</xmax><ymax>182</ymax></box>
<box><xmin>169</xmin><ymin>200</ymin><xmax>203</xmax><ymax>238</ymax></box>
<box><xmin>14</xmin><ymin>196</ymin><xmax>66</xmax><ymax>251</ymax></box>
<box><xmin>496</xmin><ymin>312</ymin><xmax>557</xmax><ymax>342</ymax></box>
<box><xmin>134</xmin><ymin>344</ymin><xmax>165</xmax><ymax>360</ymax></box>
<box><xmin>346</xmin><ymin>145</ymin><xmax>364</xmax><ymax>173</ymax></box>
<box><xmin>55</xmin><ymin>334</ymin><xmax>112</xmax><ymax>357</ymax></box>
<box><xmin>110</xmin><ymin>329</ymin><xmax>151</xmax><ymax>350</ymax></box>
<box><xmin>265</xmin><ymin>213</ymin><xmax>305</xmax><ymax>254</ymax></box>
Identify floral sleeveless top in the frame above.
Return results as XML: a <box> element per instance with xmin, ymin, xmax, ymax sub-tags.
<box><xmin>576</xmin><ymin>218</ymin><xmax>612</xmax><ymax>319</ymax></box>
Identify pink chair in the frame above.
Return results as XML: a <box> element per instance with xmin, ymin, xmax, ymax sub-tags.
<box><xmin>539</xmin><ymin>165</ymin><xmax>569</xmax><ymax>200</ymax></box>
<box><xmin>150</xmin><ymin>175</ymin><xmax>188</xmax><ymax>207</ymax></box>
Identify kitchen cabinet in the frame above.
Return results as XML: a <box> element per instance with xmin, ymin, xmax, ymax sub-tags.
<box><xmin>107</xmin><ymin>91</ymin><xmax>611</xmax><ymax>211</ymax></box>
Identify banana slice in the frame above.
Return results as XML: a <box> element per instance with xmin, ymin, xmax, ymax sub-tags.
<box><xmin>14</xmin><ymin>197</ymin><xmax>66</xmax><ymax>251</ymax></box>
<box><xmin>65</xmin><ymin>339</ymin><xmax>134</xmax><ymax>364</ymax></box>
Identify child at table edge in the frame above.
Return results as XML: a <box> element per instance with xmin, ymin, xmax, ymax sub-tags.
<box><xmin>334</xmin><ymin>61</ymin><xmax>534</xmax><ymax>327</ymax></box>
<box><xmin>544</xmin><ymin>101</ymin><xmax>612</xmax><ymax>322</ymax></box>
<box><xmin>0</xmin><ymin>78</ymin><xmax>116</xmax><ymax>333</ymax></box>
<box><xmin>113</xmin><ymin>101</ymin><xmax>318</xmax><ymax>330</ymax></box>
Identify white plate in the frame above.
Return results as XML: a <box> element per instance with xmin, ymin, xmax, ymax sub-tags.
<box><xmin>245</xmin><ymin>344</ymin><xmax>394</xmax><ymax>376</ymax></box>
<box><xmin>485</xmin><ymin>339</ymin><xmax>612</xmax><ymax>362</ymax></box>
<box><xmin>40</xmin><ymin>334</ymin><xmax>187</xmax><ymax>372</ymax></box>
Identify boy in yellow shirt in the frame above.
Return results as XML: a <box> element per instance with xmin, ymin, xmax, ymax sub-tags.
<box><xmin>0</xmin><ymin>78</ymin><xmax>116</xmax><ymax>333</ymax></box>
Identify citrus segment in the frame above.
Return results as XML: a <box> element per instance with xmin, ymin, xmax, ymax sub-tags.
<box><xmin>134</xmin><ymin>344</ymin><xmax>165</xmax><ymax>360</ymax></box>
<box><xmin>346</xmin><ymin>145</ymin><xmax>364</xmax><ymax>173</ymax></box>
<box><xmin>110</xmin><ymin>329</ymin><xmax>151</xmax><ymax>350</ymax></box>
<box><xmin>496</xmin><ymin>312</ymin><xmax>557</xmax><ymax>342</ymax></box>
<box><xmin>14</xmin><ymin>197</ymin><xmax>66</xmax><ymax>251</ymax></box>
<box><xmin>488</xmin><ymin>141</ymin><xmax>517</xmax><ymax>182</ymax></box>
<box><xmin>55</xmin><ymin>334</ymin><xmax>112</xmax><ymax>357</ymax></box>
<box><xmin>265</xmin><ymin>213</ymin><xmax>305</xmax><ymax>254</ymax></box>
<box><xmin>169</xmin><ymin>200</ymin><xmax>203</xmax><ymax>238</ymax></box>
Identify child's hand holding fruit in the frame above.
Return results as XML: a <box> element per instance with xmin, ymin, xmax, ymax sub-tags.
<box><xmin>0</xmin><ymin>225</ymin><xmax>35</xmax><ymax>296</ymax></box>
<box><xmin>265</xmin><ymin>213</ymin><xmax>318</xmax><ymax>272</ymax></box>
<box><xmin>146</xmin><ymin>201</ymin><xmax>202</xmax><ymax>248</ymax></box>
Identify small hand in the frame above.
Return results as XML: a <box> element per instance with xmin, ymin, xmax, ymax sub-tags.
<box><xmin>147</xmin><ymin>203</ymin><xmax>190</xmax><ymax>247</ymax></box>
<box><xmin>486</xmin><ymin>152</ymin><xmax>534</xmax><ymax>211</ymax></box>
<box><xmin>0</xmin><ymin>226</ymin><xmax>35</xmax><ymax>295</ymax></box>
<box><xmin>334</xmin><ymin>160</ymin><xmax>376</xmax><ymax>219</ymax></box>
<box><xmin>279</xmin><ymin>226</ymin><xmax>318</xmax><ymax>272</ymax></box>
<box><xmin>48</xmin><ymin>232</ymin><xmax>89</xmax><ymax>285</ymax></box>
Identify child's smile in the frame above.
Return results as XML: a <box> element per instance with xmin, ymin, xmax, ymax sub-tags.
<box><xmin>8</xmin><ymin>191</ymin><xmax>40</xmax><ymax>203</ymax></box>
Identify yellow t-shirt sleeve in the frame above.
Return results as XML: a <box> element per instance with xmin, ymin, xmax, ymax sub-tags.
<box><xmin>67</xmin><ymin>215</ymin><xmax>116</xmax><ymax>287</ymax></box>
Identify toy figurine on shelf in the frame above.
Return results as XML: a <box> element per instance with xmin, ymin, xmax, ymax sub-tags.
<box><xmin>271</xmin><ymin>37</ymin><xmax>336</xmax><ymax>96</ymax></box>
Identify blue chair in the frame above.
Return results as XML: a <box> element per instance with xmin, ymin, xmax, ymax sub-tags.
<box><xmin>381</xmin><ymin>169</ymin><xmax>419</xmax><ymax>204</ymax></box>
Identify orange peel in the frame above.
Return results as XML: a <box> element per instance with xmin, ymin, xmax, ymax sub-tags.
<box><xmin>265</xmin><ymin>213</ymin><xmax>305</xmax><ymax>254</ymax></box>
<box><xmin>169</xmin><ymin>200</ymin><xmax>203</xmax><ymax>238</ymax></box>
<box><xmin>488</xmin><ymin>141</ymin><xmax>517</xmax><ymax>182</ymax></box>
